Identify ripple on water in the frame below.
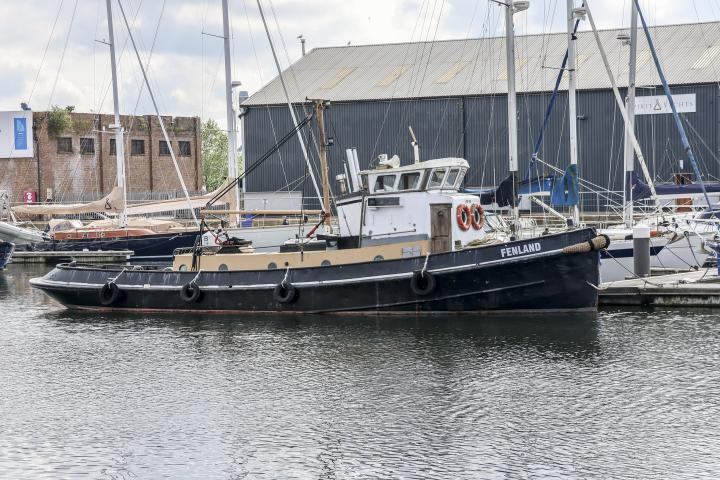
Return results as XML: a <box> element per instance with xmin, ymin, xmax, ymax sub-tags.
<box><xmin>1</xmin><ymin>265</ymin><xmax>719</xmax><ymax>478</ymax></box>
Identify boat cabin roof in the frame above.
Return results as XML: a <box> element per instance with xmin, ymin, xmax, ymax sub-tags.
<box><xmin>360</xmin><ymin>157</ymin><xmax>470</xmax><ymax>194</ymax></box>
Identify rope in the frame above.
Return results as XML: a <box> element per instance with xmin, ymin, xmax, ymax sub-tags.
<box><xmin>190</xmin><ymin>269</ymin><xmax>203</xmax><ymax>285</ymax></box>
<box><xmin>421</xmin><ymin>252</ymin><xmax>430</xmax><ymax>277</ymax></box>
<box><xmin>108</xmin><ymin>268</ymin><xmax>127</xmax><ymax>285</ymax></box>
<box><xmin>282</xmin><ymin>266</ymin><xmax>290</xmax><ymax>287</ymax></box>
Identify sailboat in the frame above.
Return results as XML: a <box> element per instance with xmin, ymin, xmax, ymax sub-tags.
<box><xmin>2</xmin><ymin>1</ymin><xmax>262</xmax><ymax>261</ymax></box>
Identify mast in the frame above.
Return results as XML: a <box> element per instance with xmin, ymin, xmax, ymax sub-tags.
<box><xmin>623</xmin><ymin>3</ymin><xmax>638</xmax><ymax>228</ymax></box>
<box><xmin>221</xmin><ymin>0</ymin><xmax>241</xmax><ymax>224</ymax></box>
<box><xmin>585</xmin><ymin>0</ymin><xmax>656</xmax><ymax>199</ymax></box>
<box><xmin>567</xmin><ymin>0</ymin><xmax>579</xmax><ymax>225</ymax></box>
<box><xmin>632</xmin><ymin>0</ymin><xmax>712</xmax><ymax>210</ymax></box>
<box><xmin>256</xmin><ymin>0</ymin><xmax>323</xmax><ymax>206</ymax></box>
<box><xmin>504</xmin><ymin>2</ymin><xmax>522</xmax><ymax>221</ymax></box>
<box><xmin>313</xmin><ymin>99</ymin><xmax>332</xmax><ymax>224</ymax></box>
<box><xmin>105</xmin><ymin>0</ymin><xmax>128</xmax><ymax>228</ymax></box>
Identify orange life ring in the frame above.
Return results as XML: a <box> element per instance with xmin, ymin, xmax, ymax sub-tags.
<box><xmin>470</xmin><ymin>204</ymin><xmax>485</xmax><ymax>230</ymax></box>
<box><xmin>456</xmin><ymin>204</ymin><xmax>471</xmax><ymax>231</ymax></box>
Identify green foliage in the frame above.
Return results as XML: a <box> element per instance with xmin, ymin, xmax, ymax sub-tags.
<box><xmin>202</xmin><ymin>118</ymin><xmax>234</xmax><ymax>191</ymax></box>
<box><xmin>46</xmin><ymin>106</ymin><xmax>74</xmax><ymax>137</ymax></box>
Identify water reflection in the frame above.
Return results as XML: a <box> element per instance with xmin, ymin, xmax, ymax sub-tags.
<box><xmin>2</xmin><ymin>265</ymin><xmax>719</xmax><ymax>479</ymax></box>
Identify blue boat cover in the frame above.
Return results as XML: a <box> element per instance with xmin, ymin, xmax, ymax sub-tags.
<box><xmin>550</xmin><ymin>165</ymin><xmax>579</xmax><ymax>206</ymax></box>
<box><xmin>627</xmin><ymin>172</ymin><xmax>720</xmax><ymax>201</ymax></box>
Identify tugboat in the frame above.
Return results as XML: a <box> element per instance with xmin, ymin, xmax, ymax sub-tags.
<box><xmin>0</xmin><ymin>240</ymin><xmax>14</xmax><ymax>270</ymax></box>
<box><xmin>31</xmin><ymin>157</ymin><xmax>609</xmax><ymax>314</ymax></box>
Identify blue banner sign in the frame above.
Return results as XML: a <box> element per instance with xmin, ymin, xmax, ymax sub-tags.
<box><xmin>14</xmin><ymin>117</ymin><xmax>27</xmax><ymax>150</ymax></box>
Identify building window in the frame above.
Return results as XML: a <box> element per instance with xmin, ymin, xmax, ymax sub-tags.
<box><xmin>131</xmin><ymin>139</ymin><xmax>145</xmax><ymax>155</ymax></box>
<box><xmin>80</xmin><ymin>138</ymin><xmax>95</xmax><ymax>154</ymax></box>
<box><xmin>57</xmin><ymin>137</ymin><xmax>72</xmax><ymax>154</ymax></box>
<box><xmin>109</xmin><ymin>138</ymin><xmax>116</xmax><ymax>156</ymax></box>
<box><xmin>159</xmin><ymin>140</ymin><xmax>170</xmax><ymax>156</ymax></box>
<box><xmin>178</xmin><ymin>141</ymin><xmax>191</xmax><ymax>156</ymax></box>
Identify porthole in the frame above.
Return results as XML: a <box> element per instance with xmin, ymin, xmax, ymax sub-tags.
<box><xmin>268</xmin><ymin>262</ymin><xmax>277</xmax><ymax>270</ymax></box>
<box><xmin>373</xmin><ymin>255</ymin><xmax>384</xmax><ymax>262</ymax></box>
<box><xmin>178</xmin><ymin>264</ymin><xmax>188</xmax><ymax>272</ymax></box>
<box><xmin>218</xmin><ymin>263</ymin><xmax>229</xmax><ymax>271</ymax></box>
<box><xmin>321</xmin><ymin>260</ymin><xmax>332</xmax><ymax>267</ymax></box>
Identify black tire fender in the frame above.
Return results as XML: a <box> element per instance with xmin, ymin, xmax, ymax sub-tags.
<box><xmin>273</xmin><ymin>282</ymin><xmax>297</xmax><ymax>304</ymax></box>
<box><xmin>180</xmin><ymin>282</ymin><xmax>202</xmax><ymax>303</ymax></box>
<box><xmin>99</xmin><ymin>282</ymin><xmax>122</xmax><ymax>306</ymax></box>
<box><xmin>410</xmin><ymin>270</ymin><xmax>436</xmax><ymax>296</ymax></box>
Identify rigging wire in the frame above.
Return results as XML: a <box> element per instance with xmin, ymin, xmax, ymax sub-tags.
<box><xmin>28</xmin><ymin>0</ymin><xmax>66</xmax><ymax>105</ymax></box>
<box><xmin>48</xmin><ymin>0</ymin><xmax>79</xmax><ymax>108</ymax></box>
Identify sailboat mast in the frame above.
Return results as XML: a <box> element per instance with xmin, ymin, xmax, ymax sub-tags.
<box><xmin>504</xmin><ymin>3</ymin><xmax>520</xmax><ymax>221</ymax></box>
<box><xmin>632</xmin><ymin>0</ymin><xmax>712</xmax><ymax>210</ymax></box>
<box><xmin>622</xmin><ymin>3</ymin><xmax>638</xmax><ymax>228</ymax></box>
<box><xmin>105</xmin><ymin>0</ymin><xmax>128</xmax><ymax>228</ymax></box>
<box><xmin>221</xmin><ymin>0</ymin><xmax>241</xmax><ymax>224</ymax></box>
<box><xmin>256</xmin><ymin>0</ymin><xmax>323</xmax><ymax>206</ymax></box>
<box><xmin>567</xmin><ymin>0</ymin><xmax>580</xmax><ymax>225</ymax></box>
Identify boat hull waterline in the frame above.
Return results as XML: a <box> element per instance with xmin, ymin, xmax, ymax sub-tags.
<box><xmin>31</xmin><ymin>229</ymin><xmax>603</xmax><ymax>314</ymax></box>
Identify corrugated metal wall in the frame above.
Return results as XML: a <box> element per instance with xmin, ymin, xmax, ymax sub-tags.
<box><xmin>244</xmin><ymin>83</ymin><xmax>719</xmax><ymax>211</ymax></box>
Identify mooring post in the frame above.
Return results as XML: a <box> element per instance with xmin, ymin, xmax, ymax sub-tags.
<box><xmin>633</xmin><ymin>225</ymin><xmax>651</xmax><ymax>277</ymax></box>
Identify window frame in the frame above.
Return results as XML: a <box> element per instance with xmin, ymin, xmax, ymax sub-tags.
<box><xmin>372</xmin><ymin>173</ymin><xmax>398</xmax><ymax>193</ymax></box>
<box><xmin>426</xmin><ymin>167</ymin><xmax>448</xmax><ymax>189</ymax></box>
<box><xmin>158</xmin><ymin>140</ymin><xmax>171</xmax><ymax>156</ymax></box>
<box><xmin>443</xmin><ymin>167</ymin><xmax>461</xmax><ymax>189</ymax></box>
<box><xmin>178</xmin><ymin>140</ymin><xmax>191</xmax><ymax>157</ymax></box>
<box><xmin>109</xmin><ymin>138</ymin><xmax>116</xmax><ymax>156</ymax></box>
<box><xmin>56</xmin><ymin>137</ymin><xmax>73</xmax><ymax>154</ymax></box>
<box><xmin>79</xmin><ymin>137</ymin><xmax>95</xmax><ymax>155</ymax></box>
<box><xmin>398</xmin><ymin>171</ymin><xmax>424</xmax><ymax>191</ymax></box>
<box><xmin>131</xmin><ymin>139</ymin><xmax>145</xmax><ymax>156</ymax></box>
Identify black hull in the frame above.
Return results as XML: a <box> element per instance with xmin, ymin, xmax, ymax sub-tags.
<box><xmin>22</xmin><ymin>232</ymin><xmax>198</xmax><ymax>261</ymax></box>
<box><xmin>31</xmin><ymin>229</ymin><xmax>602</xmax><ymax>314</ymax></box>
<box><xmin>0</xmin><ymin>242</ymin><xmax>14</xmax><ymax>269</ymax></box>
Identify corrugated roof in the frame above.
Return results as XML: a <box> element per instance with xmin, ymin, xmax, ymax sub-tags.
<box><xmin>244</xmin><ymin>21</ymin><xmax>720</xmax><ymax>106</ymax></box>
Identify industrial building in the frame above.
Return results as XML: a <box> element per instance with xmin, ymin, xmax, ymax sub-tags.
<box><xmin>0</xmin><ymin>110</ymin><xmax>202</xmax><ymax>206</ymax></box>
<box><xmin>241</xmin><ymin>21</ymin><xmax>720</xmax><ymax>211</ymax></box>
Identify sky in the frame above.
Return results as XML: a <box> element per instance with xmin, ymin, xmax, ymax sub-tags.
<box><xmin>0</xmin><ymin>0</ymin><xmax>719</xmax><ymax>128</ymax></box>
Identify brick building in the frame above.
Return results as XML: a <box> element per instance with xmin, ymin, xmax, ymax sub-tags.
<box><xmin>0</xmin><ymin>111</ymin><xmax>202</xmax><ymax>204</ymax></box>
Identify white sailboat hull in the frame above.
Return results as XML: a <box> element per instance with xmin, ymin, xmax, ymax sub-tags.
<box><xmin>0</xmin><ymin>221</ymin><xmax>47</xmax><ymax>245</ymax></box>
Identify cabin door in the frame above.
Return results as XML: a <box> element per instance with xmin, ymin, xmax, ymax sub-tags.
<box><xmin>430</xmin><ymin>204</ymin><xmax>452</xmax><ymax>253</ymax></box>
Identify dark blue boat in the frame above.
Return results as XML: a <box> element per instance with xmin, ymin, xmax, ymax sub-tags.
<box><xmin>0</xmin><ymin>240</ymin><xmax>15</xmax><ymax>269</ymax></box>
<box><xmin>21</xmin><ymin>231</ymin><xmax>197</xmax><ymax>262</ymax></box>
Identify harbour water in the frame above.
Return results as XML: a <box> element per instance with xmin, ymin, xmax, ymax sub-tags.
<box><xmin>1</xmin><ymin>264</ymin><xmax>719</xmax><ymax>479</ymax></box>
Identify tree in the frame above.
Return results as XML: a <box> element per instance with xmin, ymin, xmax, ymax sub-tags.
<box><xmin>201</xmin><ymin>119</ymin><xmax>229</xmax><ymax>191</ymax></box>
<box><xmin>46</xmin><ymin>105</ymin><xmax>74</xmax><ymax>137</ymax></box>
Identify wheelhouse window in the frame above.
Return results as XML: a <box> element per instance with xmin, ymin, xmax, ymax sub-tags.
<box><xmin>444</xmin><ymin>168</ymin><xmax>461</xmax><ymax>189</ymax></box>
<box><xmin>398</xmin><ymin>171</ymin><xmax>422</xmax><ymax>191</ymax></box>
<box><xmin>57</xmin><ymin>137</ymin><xmax>72</xmax><ymax>154</ymax></box>
<box><xmin>427</xmin><ymin>168</ymin><xmax>447</xmax><ymax>189</ymax></box>
<box><xmin>373</xmin><ymin>174</ymin><xmax>397</xmax><ymax>193</ymax></box>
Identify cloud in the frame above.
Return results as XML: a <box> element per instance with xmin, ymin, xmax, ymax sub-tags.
<box><xmin>0</xmin><ymin>0</ymin><xmax>717</xmax><ymax>128</ymax></box>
